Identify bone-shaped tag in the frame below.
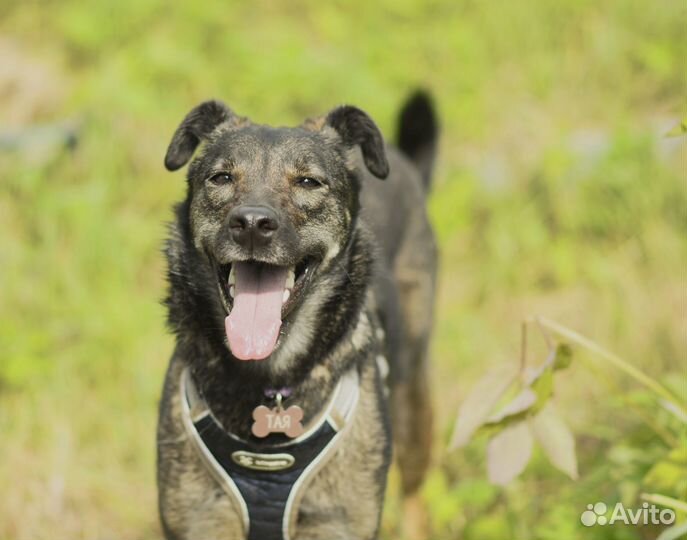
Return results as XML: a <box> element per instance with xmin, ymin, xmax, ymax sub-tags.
<box><xmin>252</xmin><ymin>405</ymin><xmax>304</xmax><ymax>438</ymax></box>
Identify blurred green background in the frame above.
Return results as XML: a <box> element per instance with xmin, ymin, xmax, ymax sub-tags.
<box><xmin>0</xmin><ymin>1</ymin><xmax>685</xmax><ymax>539</ymax></box>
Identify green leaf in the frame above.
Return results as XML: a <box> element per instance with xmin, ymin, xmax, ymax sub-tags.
<box><xmin>484</xmin><ymin>387</ymin><xmax>537</xmax><ymax>426</ymax></box>
<box><xmin>450</xmin><ymin>365</ymin><xmax>519</xmax><ymax>450</ymax></box>
<box><xmin>530</xmin><ymin>402</ymin><xmax>579</xmax><ymax>480</ymax></box>
<box><xmin>531</xmin><ymin>367</ymin><xmax>554</xmax><ymax>412</ymax></box>
<box><xmin>643</xmin><ymin>447</ymin><xmax>687</xmax><ymax>496</ymax></box>
<box><xmin>552</xmin><ymin>343</ymin><xmax>573</xmax><ymax>371</ymax></box>
<box><xmin>473</xmin><ymin>344</ymin><xmax>573</xmax><ymax>438</ymax></box>
<box><xmin>487</xmin><ymin>421</ymin><xmax>533</xmax><ymax>485</ymax></box>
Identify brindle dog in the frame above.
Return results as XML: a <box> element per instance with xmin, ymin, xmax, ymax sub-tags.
<box><xmin>157</xmin><ymin>92</ymin><xmax>438</xmax><ymax>540</ymax></box>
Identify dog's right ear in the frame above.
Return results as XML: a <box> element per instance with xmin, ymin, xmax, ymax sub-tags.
<box><xmin>164</xmin><ymin>100</ymin><xmax>237</xmax><ymax>171</ymax></box>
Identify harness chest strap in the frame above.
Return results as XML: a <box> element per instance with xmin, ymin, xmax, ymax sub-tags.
<box><xmin>179</xmin><ymin>367</ymin><xmax>360</xmax><ymax>540</ymax></box>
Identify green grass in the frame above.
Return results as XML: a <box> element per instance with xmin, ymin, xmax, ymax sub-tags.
<box><xmin>0</xmin><ymin>1</ymin><xmax>684</xmax><ymax>539</ymax></box>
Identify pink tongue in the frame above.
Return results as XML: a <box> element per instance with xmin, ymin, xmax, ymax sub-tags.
<box><xmin>225</xmin><ymin>262</ymin><xmax>287</xmax><ymax>360</ymax></box>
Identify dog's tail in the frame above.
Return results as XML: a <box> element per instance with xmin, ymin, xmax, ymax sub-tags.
<box><xmin>396</xmin><ymin>90</ymin><xmax>438</xmax><ymax>192</ymax></box>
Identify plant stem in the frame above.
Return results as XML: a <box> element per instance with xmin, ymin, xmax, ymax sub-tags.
<box><xmin>520</xmin><ymin>321</ymin><xmax>527</xmax><ymax>373</ymax></box>
<box><xmin>532</xmin><ymin>316</ymin><xmax>687</xmax><ymax>418</ymax></box>
<box><xmin>641</xmin><ymin>493</ymin><xmax>687</xmax><ymax>514</ymax></box>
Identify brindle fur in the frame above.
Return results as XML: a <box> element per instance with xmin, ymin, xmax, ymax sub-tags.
<box><xmin>157</xmin><ymin>92</ymin><xmax>438</xmax><ymax>540</ymax></box>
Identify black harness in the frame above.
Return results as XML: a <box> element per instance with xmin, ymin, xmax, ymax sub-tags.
<box><xmin>180</xmin><ymin>368</ymin><xmax>360</xmax><ymax>540</ymax></box>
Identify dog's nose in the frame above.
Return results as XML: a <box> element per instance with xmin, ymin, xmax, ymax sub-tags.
<box><xmin>228</xmin><ymin>205</ymin><xmax>279</xmax><ymax>249</ymax></box>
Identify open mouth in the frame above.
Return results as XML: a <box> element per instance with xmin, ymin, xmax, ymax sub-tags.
<box><xmin>216</xmin><ymin>258</ymin><xmax>317</xmax><ymax>361</ymax></box>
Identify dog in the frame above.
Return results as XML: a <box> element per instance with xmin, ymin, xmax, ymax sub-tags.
<box><xmin>156</xmin><ymin>91</ymin><xmax>438</xmax><ymax>540</ymax></box>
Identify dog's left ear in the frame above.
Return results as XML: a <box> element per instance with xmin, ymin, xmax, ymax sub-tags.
<box><xmin>164</xmin><ymin>100</ymin><xmax>239</xmax><ymax>171</ymax></box>
<box><xmin>325</xmin><ymin>106</ymin><xmax>389</xmax><ymax>179</ymax></box>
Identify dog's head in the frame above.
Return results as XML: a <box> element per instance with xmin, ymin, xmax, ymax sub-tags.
<box><xmin>164</xmin><ymin>100</ymin><xmax>388</xmax><ymax>365</ymax></box>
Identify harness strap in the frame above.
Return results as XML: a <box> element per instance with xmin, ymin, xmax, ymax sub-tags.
<box><xmin>180</xmin><ymin>367</ymin><xmax>359</xmax><ymax>540</ymax></box>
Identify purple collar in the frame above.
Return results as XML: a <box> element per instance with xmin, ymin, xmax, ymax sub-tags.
<box><xmin>264</xmin><ymin>387</ymin><xmax>292</xmax><ymax>400</ymax></box>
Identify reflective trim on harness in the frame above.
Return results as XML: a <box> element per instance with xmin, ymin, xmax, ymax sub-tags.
<box><xmin>180</xmin><ymin>367</ymin><xmax>360</xmax><ymax>540</ymax></box>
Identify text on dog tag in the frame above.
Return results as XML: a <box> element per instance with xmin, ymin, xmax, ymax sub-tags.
<box><xmin>252</xmin><ymin>405</ymin><xmax>304</xmax><ymax>438</ymax></box>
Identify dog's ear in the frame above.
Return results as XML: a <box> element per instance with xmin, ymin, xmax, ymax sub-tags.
<box><xmin>164</xmin><ymin>100</ymin><xmax>238</xmax><ymax>171</ymax></box>
<box><xmin>324</xmin><ymin>106</ymin><xmax>389</xmax><ymax>179</ymax></box>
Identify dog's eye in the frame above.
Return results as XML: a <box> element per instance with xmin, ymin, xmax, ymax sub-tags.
<box><xmin>208</xmin><ymin>172</ymin><xmax>234</xmax><ymax>185</ymax></box>
<box><xmin>295</xmin><ymin>176</ymin><xmax>323</xmax><ymax>189</ymax></box>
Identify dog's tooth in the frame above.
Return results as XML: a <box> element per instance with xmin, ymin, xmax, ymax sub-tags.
<box><xmin>285</xmin><ymin>267</ymin><xmax>295</xmax><ymax>289</ymax></box>
<box><xmin>228</xmin><ymin>266</ymin><xmax>235</xmax><ymax>285</ymax></box>
<box><xmin>282</xmin><ymin>289</ymin><xmax>290</xmax><ymax>304</ymax></box>
<box><xmin>229</xmin><ymin>285</ymin><xmax>235</xmax><ymax>298</ymax></box>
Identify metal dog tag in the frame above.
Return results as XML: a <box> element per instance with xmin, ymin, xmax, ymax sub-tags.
<box><xmin>252</xmin><ymin>404</ymin><xmax>304</xmax><ymax>438</ymax></box>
